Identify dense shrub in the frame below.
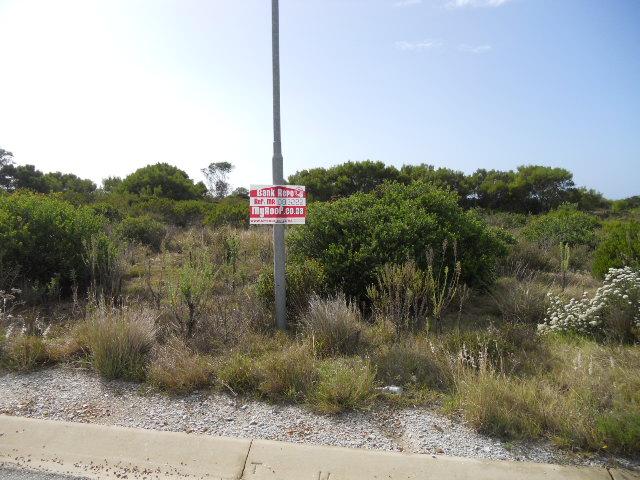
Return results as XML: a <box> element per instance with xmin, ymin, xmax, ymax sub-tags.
<box><xmin>119</xmin><ymin>163</ymin><xmax>206</xmax><ymax>200</ymax></box>
<box><xmin>310</xmin><ymin>358</ymin><xmax>378</xmax><ymax>413</ymax></box>
<box><xmin>116</xmin><ymin>216</ymin><xmax>166</xmax><ymax>252</ymax></box>
<box><xmin>289</xmin><ymin>182</ymin><xmax>508</xmax><ymax>302</ymax></box>
<box><xmin>0</xmin><ymin>191</ymin><xmax>105</xmax><ymax>290</ymax></box>
<box><xmin>204</xmin><ymin>197</ymin><xmax>249</xmax><ymax>228</ymax></box>
<box><xmin>256</xmin><ymin>258</ymin><xmax>327</xmax><ymax>321</ymax></box>
<box><xmin>523</xmin><ymin>203</ymin><xmax>599</xmax><ymax>247</ymax></box>
<box><xmin>301</xmin><ymin>295</ymin><xmax>363</xmax><ymax>356</ymax></box>
<box><xmin>592</xmin><ymin>221</ymin><xmax>640</xmax><ymax>279</ymax></box>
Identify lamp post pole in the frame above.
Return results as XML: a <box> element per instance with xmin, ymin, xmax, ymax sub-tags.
<box><xmin>272</xmin><ymin>0</ymin><xmax>287</xmax><ymax>330</ymax></box>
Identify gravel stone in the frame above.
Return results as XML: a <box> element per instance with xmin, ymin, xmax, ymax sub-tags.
<box><xmin>0</xmin><ymin>366</ymin><xmax>637</xmax><ymax>471</ymax></box>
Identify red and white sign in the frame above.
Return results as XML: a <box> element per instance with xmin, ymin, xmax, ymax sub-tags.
<box><xmin>250</xmin><ymin>185</ymin><xmax>307</xmax><ymax>225</ymax></box>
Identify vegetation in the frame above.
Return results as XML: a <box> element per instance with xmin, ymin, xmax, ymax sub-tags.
<box><xmin>0</xmin><ymin>153</ymin><xmax>639</xmax><ymax>458</ymax></box>
<box><xmin>289</xmin><ymin>182</ymin><xmax>508</xmax><ymax>301</ymax></box>
<box><xmin>0</xmin><ymin>191</ymin><xmax>105</xmax><ymax>291</ymax></box>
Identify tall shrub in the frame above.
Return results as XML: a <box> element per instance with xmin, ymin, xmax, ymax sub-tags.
<box><xmin>593</xmin><ymin>221</ymin><xmax>640</xmax><ymax>279</ymax></box>
<box><xmin>288</xmin><ymin>182</ymin><xmax>508</xmax><ymax>301</ymax></box>
<box><xmin>0</xmin><ymin>192</ymin><xmax>104</xmax><ymax>290</ymax></box>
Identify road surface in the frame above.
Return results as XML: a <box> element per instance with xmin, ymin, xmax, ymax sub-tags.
<box><xmin>0</xmin><ymin>466</ymin><xmax>85</xmax><ymax>480</ymax></box>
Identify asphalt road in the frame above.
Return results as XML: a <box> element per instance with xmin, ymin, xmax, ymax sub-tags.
<box><xmin>0</xmin><ymin>466</ymin><xmax>87</xmax><ymax>480</ymax></box>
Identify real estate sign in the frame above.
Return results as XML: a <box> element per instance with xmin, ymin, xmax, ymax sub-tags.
<box><xmin>250</xmin><ymin>185</ymin><xmax>307</xmax><ymax>225</ymax></box>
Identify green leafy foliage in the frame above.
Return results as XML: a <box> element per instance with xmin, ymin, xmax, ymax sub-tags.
<box><xmin>0</xmin><ymin>191</ymin><xmax>105</xmax><ymax>290</ymax></box>
<box><xmin>593</xmin><ymin>221</ymin><xmax>640</xmax><ymax>278</ymax></box>
<box><xmin>204</xmin><ymin>196</ymin><xmax>248</xmax><ymax>228</ymax></box>
<box><xmin>288</xmin><ymin>160</ymin><xmax>402</xmax><ymax>202</ymax></box>
<box><xmin>119</xmin><ymin>163</ymin><xmax>206</xmax><ymax>200</ymax></box>
<box><xmin>523</xmin><ymin>203</ymin><xmax>599</xmax><ymax>247</ymax></box>
<box><xmin>289</xmin><ymin>161</ymin><xmax>605</xmax><ymax>214</ymax></box>
<box><xmin>115</xmin><ymin>215</ymin><xmax>166</xmax><ymax>252</ymax></box>
<box><xmin>289</xmin><ymin>182</ymin><xmax>508</xmax><ymax>301</ymax></box>
<box><xmin>256</xmin><ymin>258</ymin><xmax>327</xmax><ymax>320</ymax></box>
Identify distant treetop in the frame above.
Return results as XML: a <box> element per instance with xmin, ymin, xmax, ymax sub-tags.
<box><xmin>119</xmin><ymin>163</ymin><xmax>207</xmax><ymax>200</ymax></box>
<box><xmin>289</xmin><ymin>161</ymin><xmax>608</xmax><ymax>214</ymax></box>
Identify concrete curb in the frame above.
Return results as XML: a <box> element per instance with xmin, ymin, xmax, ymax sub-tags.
<box><xmin>1</xmin><ymin>415</ymin><xmax>637</xmax><ymax>480</ymax></box>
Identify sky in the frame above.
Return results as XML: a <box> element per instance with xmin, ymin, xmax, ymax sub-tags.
<box><xmin>0</xmin><ymin>0</ymin><xmax>638</xmax><ymax>199</ymax></box>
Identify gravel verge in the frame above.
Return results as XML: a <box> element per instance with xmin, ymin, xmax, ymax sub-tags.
<box><xmin>0</xmin><ymin>366</ymin><xmax>637</xmax><ymax>471</ymax></box>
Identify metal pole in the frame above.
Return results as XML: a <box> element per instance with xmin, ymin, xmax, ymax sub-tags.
<box><xmin>272</xmin><ymin>0</ymin><xmax>287</xmax><ymax>330</ymax></box>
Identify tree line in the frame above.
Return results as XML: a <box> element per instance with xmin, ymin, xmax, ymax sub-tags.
<box><xmin>289</xmin><ymin>161</ymin><xmax>609</xmax><ymax>214</ymax></box>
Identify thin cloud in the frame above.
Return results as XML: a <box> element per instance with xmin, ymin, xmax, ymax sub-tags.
<box><xmin>459</xmin><ymin>44</ymin><xmax>492</xmax><ymax>53</ymax></box>
<box><xmin>393</xmin><ymin>0</ymin><xmax>422</xmax><ymax>7</ymax></box>
<box><xmin>395</xmin><ymin>40</ymin><xmax>443</xmax><ymax>51</ymax></box>
<box><xmin>446</xmin><ymin>0</ymin><xmax>512</xmax><ymax>8</ymax></box>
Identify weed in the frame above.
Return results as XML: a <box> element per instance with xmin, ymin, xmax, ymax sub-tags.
<box><xmin>301</xmin><ymin>294</ymin><xmax>363</xmax><ymax>357</ymax></box>
<box><xmin>83</xmin><ymin>307</ymin><xmax>155</xmax><ymax>381</ymax></box>
<box><xmin>256</xmin><ymin>344</ymin><xmax>317</xmax><ymax>402</ymax></box>
<box><xmin>148</xmin><ymin>337</ymin><xmax>214</xmax><ymax>394</ymax></box>
<box><xmin>310</xmin><ymin>358</ymin><xmax>377</xmax><ymax>414</ymax></box>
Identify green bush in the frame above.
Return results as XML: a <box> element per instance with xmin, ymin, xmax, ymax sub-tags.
<box><xmin>118</xmin><ymin>163</ymin><xmax>206</xmax><ymax>200</ymax></box>
<box><xmin>310</xmin><ymin>358</ymin><xmax>378</xmax><ymax>414</ymax></box>
<box><xmin>592</xmin><ymin>221</ymin><xmax>640</xmax><ymax>279</ymax></box>
<box><xmin>204</xmin><ymin>197</ymin><xmax>249</xmax><ymax>228</ymax></box>
<box><xmin>256</xmin><ymin>258</ymin><xmax>327</xmax><ymax>321</ymax></box>
<box><xmin>289</xmin><ymin>182</ymin><xmax>508</xmax><ymax>301</ymax></box>
<box><xmin>523</xmin><ymin>203</ymin><xmax>599</xmax><ymax>247</ymax></box>
<box><xmin>0</xmin><ymin>191</ymin><xmax>105</xmax><ymax>290</ymax></box>
<box><xmin>115</xmin><ymin>216</ymin><xmax>166</xmax><ymax>252</ymax></box>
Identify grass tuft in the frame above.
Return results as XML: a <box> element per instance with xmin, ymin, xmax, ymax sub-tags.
<box><xmin>301</xmin><ymin>295</ymin><xmax>363</xmax><ymax>357</ymax></box>
<box><xmin>82</xmin><ymin>307</ymin><xmax>155</xmax><ymax>381</ymax></box>
<box><xmin>310</xmin><ymin>357</ymin><xmax>378</xmax><ymax>414</ymax></box>
<box><xmin>148</xmin><ymin>337</ymin><xmax>214</xmax><ymax>394</ymax></box>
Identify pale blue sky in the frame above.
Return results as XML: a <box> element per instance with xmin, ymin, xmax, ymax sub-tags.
<box><xmin>0</xmin><ymin>0</ymin><xmax>638</xmax><ymax>198</ymax></box>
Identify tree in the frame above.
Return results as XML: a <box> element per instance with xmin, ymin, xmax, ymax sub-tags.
<box><xmin>119</xmin><ymin>163</ymin><xmax>206</xmax><ymax>200</ymax></box>
<box><xmin>202</xmin><ymin>162</ymin><xmax>233</xmax><ymax>199</ymax></box>
<box><xmin>43</xmin><ymin>172</ymin><xmax>96</xmax><ymax>194</ymax></box>
<box><xmin>288</xmin><ymin>160</ymin><xmax>402</xmax><ymax>201</ymax></box>
<box><xmin>0</xmin><ymin>149</ymin><xmax>13</xmax><ymax>168</ymax></box>
<box><xmin>102</xmin><ymin>176</ymin><xmax>123</xmax><ymax>193</ymax></box>
<box><xmin>231</xmin><ymin>187</ymin><xmax>249</xmax><ymax>198</ymax></box>
<box><xmin>0</xmin><ymin>164</ymin><xmax>49</xmax><ymax>192</ymax></box>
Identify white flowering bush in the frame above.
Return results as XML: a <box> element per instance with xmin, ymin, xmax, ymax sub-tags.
<box><xmin>538</xmin><ymin>267</ymin><xmax>640</xmax><ymax>339</ymax></box>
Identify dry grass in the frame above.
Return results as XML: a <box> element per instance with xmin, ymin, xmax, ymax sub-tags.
<box><xmin>373</xmin><ymin>337</ymin><xmax>453</xmax><ymax>391</ymax></box>
<box><xmin>449</xmin><ymin>337</ymin><xmax>640</xmax><ymax>454</ymax></box>
<box><xmin>492</xmin><ymin>276</ymin><xmax>549</xmax><ymax>325</ymax></box>
<box><xmin>80</xmin><ymin>306</ymin><xmax>155</xmax><ymax>381</ymax></box>
<box><xmin>1</xmin><ymin>335</ymin><xmax>49</xmax><ymax>371</ymax></box>
<box><xmin>256</xmin><ymin>344</ymin><xmax>317</xmax><ymax>402</ymax></box>
<box><xmin>301</xmin><ymin>294</ymin><xmax>363</xmax><ymax>357</ymax></box>
<box><xmin>148</xmin><ymin>337</ymin><xmax>214</xmax><ymax>394</ymax></box>
<box><xmin>309</xmin><ymin>357</ymin><xmax>378</xmax><ymax>414</ymax></box>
